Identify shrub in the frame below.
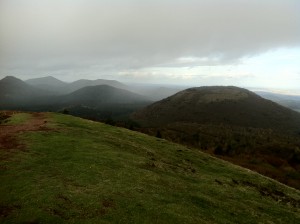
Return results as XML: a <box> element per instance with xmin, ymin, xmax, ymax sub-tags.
<box><xmin>62</xmin><ymin>109</ymin><xmax>69</xmax><ymax>114</ymax></box>
<box><xmin>156</xmin><ymin>130</ymin><xmax>162</xmax><ymax>138</ymax></box>
<box><xmin>214</xmin><ymin>145</ymin><xmax>224</xmax><ymax>155</ymax></box>
<box><xmin>105</xmin><ymin>118</ymin><xmax>116</xmax><ymax>126</ymax></box>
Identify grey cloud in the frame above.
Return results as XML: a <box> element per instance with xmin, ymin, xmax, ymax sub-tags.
<box><xmin>0</xmin><ymin>0</ymin><xmax>300</xmax><ymax>78</ymax></box>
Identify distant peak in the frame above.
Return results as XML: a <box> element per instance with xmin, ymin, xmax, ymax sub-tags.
<box><xmin>3</xmin><ymin>75</ymin><xmax>17</xmax><ymax>79</ymax></box>
<box><xmin>45</xmin><ymin>76</ymin><xmax>59</xmax><ymax>80</ymax></box>
<box><xmin>26</xmin><ymin>76</ymin><xmax>66</xmax><ymax>86</ymax></box>
<box><xmin>1</xmin><ymin>76</ymin><xmax>23</xmax><ymax>82</ymax></box>
<box><xmin>45</xmin><ymin>76</ymin><xmax>55</xmax><ymax>79</ymax></box>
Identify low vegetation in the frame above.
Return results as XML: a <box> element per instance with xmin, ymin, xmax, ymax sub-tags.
<box><xmin>133</xmin><ymin>86</ymin><xmax>300</xmax><ymax>190</ymax></box>
<box><xmin>0</xmin><ymin>112</ymin><xmax>10</xmax><ymax>124</ymax></box>
<box><xmin>139</xmin><ymin>123</ymin><xmax>300</xmax><ymax>189</ymax></box>
<box><xmin>4</xmin><ymin>113</ymin><xmax>31</xmax><ymax>125</ymax></box>
<box><xmin>1</xmin><ymin>112</ymin><xmax>300</xmax><ymax>223</ymax></box>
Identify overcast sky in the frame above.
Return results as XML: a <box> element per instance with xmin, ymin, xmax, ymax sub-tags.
<box><xmin>0</xmin><ymin>0</ymin><xmax>299</xmax><ymax>91</ymax></box>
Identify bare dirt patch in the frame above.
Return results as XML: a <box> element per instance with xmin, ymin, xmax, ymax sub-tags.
<box><xmin>0</xmin><ymin>204</ymin><xmax>21</xmax><ymax>218</ymax></box>
<box><xmin>0</xmin><ymin>112</ymin><xmax>50</xmax><ymax>152</ymax></box>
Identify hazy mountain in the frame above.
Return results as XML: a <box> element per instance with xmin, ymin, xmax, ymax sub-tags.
<box><xmin>26</xmin><ymin>76</ymin><xmax>67</xmax><ymax>87</ymax></box>
<box><xmin>256</xmin><ymin>91</ymin><xmax>300</xmax><ymax>113</ymax></box>
<box><xmin>0</xmin><ymin>76</ymin><xmax>51</xmax><ymax>107</ymax></box>
<box><xmin>64</xmin><ymin>79</ymin><xmax>129</xmax><ymax>94</ymax></box>
<box><xmin>56</xmin><ymin>85</ymin><xmax>152</xmax><ymax>119</ymax></box>
<box><xmin>129</xmin><ymin>85</ymin><xmax>186</xmax><ymax>101</ymax></box>
<box><xmin>25</xmin><ymin>76</ymin><xmax>67</xmax><ymax>94</ymax></box>
<box><xmin>148</xmin><ymin>87</ymin><xmax>183</xmax><ymax>101</ymax></box>
<box><xmin>25</xmin><ymin>76</ymin><xmax>130</xmax><ymax>95</ymax></box>
<box><xmin>1</xmin><ymin>76</ymin><xmax>39</xmax><ymax>95</ymax></box>
<box><xmin>60</xmin><ymin>85</ymin><xmax>151</xmax><ymax>107</ymax></box>
<box><xmin>0</xmin><ymin>76</ymin><xmax>152</xmax><ymax>120</ymax></box>
<box><xmin>132</xmin><ymin>86</ymin><xmax>300</xmax><ymax>189</ymax></box>
<box><xmin>4</xmin><ymin>75</ymin><xmax>185</xmax><ymax>102</ymax></box>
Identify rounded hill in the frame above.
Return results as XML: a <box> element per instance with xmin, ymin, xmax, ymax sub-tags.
<box><xmin>60</xmin><ymin>85</ymin><xmax>150</xmax><ymax>107</ymax></box>
<box><xmin>133</xmin><ymin>86</ymin><xmax>300</xmax><ymax>133</ymax></box>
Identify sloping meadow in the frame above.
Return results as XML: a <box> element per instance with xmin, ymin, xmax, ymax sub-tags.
<box><xmin>0</xmin><ymin>112</ymin><xmax>300</xmax><ymax>223</ymax></box>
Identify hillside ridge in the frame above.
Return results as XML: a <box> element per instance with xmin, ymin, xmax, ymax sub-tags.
<box><xmin>132</xmin><ymin>86</ymin><xmax>300</xmax><ymax>189</ymax></box>
<box><xmin>0</xmin><ymin>112</ymin><xmax>299</xmax><ymax>223</ymax></box>
<box><xmin>134</xmin><ymin>86</ymin><xmax>300</xmax><ymax>132</ymax></box>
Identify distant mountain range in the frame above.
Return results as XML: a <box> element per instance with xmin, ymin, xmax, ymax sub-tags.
<box><xmin>0</xmin><ymin>76</ymin><xmax>51</xmax><ymax>107</ymax></box>
<box><xmin>256</xmin><ymin>91</ymin><xmax>300</xmax><ymax>113</ymax></box>
<box><xmin>0</xmin><ymin>76</ymin><xmax>151</xmax><ymax>120</ymax></box>
<box><xmin>25</xmin><ymin>76</ymin><xmax>129</xmax><ymax>95</ymax></box>
<box><xmin>4</xmin><ymin>75</ymin><xmax>300</xmax><ymax>111</ymax></box>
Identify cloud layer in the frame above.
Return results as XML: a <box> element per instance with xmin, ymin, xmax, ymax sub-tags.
<box><xmin>1</xmin><ymin>0</ymin><xmax>300</xmax><ymax>82</ymax></box>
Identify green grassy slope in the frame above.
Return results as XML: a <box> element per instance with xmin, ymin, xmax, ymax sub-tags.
<box><xmin>1</xmin><ymin>113</ymin><xmax>300</xmax><ymax>223</ymax></box>
<box><xmin>4</xmin><ymin>113</ymin><xmax>31</xmax><ymax>125</ymax></box>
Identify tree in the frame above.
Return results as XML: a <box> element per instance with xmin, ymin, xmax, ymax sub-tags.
<box><xmin>105</xmin><ymin>118</ymin><xmax>116</xmax><ymax>126</ymax></box>
<box><xmin>214</xmin><ymin>145</ymin><xmax>224</xmax><ymax>155</ymax></box>
<box><xmin>62</xmin><ymin>108</ymin><xmax>69</xmax><ymax>114</ymax></box>
<box><xmin>156</xmin><ymin>130</ymin><xmax>162</xmax><ymax>138</ymax></box>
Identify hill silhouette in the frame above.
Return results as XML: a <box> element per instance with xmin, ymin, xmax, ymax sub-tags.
<box><xmin>256</xmin><ymin>91</ymin><xmax>300</xmax><ymax>113</ymax></box>
<box><xmin>60</xmin><ymin>85</ymin><xmax>149</xmax><ymax>107</ymax></box>
<box><xmin>0</xmin><ymin>76</ymin><xmax>51</xmax><ymax>107</ymax></box>
<box><xmin>134</xmin><ymin>86</ymin><xmax>300</xmax><ymax>133</ymax></box>
<box><xmin>25</xmin><ymin>76</ymin><xmax>129</xmax><ymax>95</ymax></box>
<box><xmin>133</xmin><ymin>86</ymin><xmax>300</xmax><ymax>189</ymax></box>
<box><xmin>26</xmin><ymin>76</ymin><xmax>67</xmax><ymax>94</ymax></box>
<box><xmin>0</xmin><ymin>76</ymin><xmax>42</xmax><ymax>96</ymax></box>
<box><xmin>63</xmin><ymin>78</ymin><xmax>129</xmax><ymax>94</ymax></box>
<box><xmin>56</xmin><ymin>85</ymin><xmax>152</xmax><ymax>120</ymax></box>
<box><xmin>0</xmin><ymin>76</ymin><xmax>151</xmax><ymax>120</ymax></box>
<box><xmin>26</xmin><ymin>76</ymin><xmax>67</xmax><ymax>87</ymax></box>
